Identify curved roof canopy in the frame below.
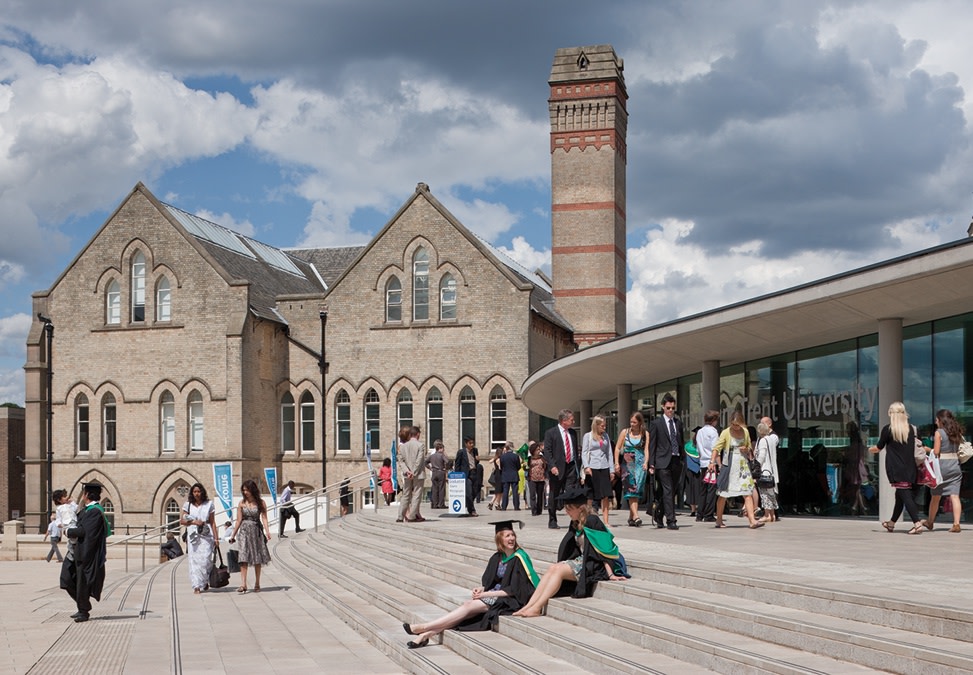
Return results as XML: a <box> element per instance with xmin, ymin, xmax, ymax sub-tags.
<box><xmin>523</xmin><ymin>237</ymin><xmax>973</xmax><ymax>418</ymax></box>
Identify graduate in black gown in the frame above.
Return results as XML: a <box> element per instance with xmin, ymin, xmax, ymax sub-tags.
<box><xmin>514</xmin><ymin>485</ymin><xmax>629</xmax><ymax>617</ymax></box>
<box><xmin>402</xmin><ymin>519</ymin><xmax>539</xmax><ymax>648</ymax></box>
<box><xmin>59</xmin><ymin>481</ymin><xmax>110</xmax><ymax>622</ymax></box>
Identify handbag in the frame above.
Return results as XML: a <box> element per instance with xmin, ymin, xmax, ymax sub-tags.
<box><xmin>757</xmin><ymin>470</ymin><xmax>776</xmax><ymax>488</ymax></box>
<box><xmin>747</xmin><ymin>453</ymin><xmax>762</xmax><ymax>480</ymax></box>
<box><xmin>209</xmin><ymin>546</ymin><xmax>230</xmax><ymax>589</ymax></box>
<box><xmin>702</xmin><ymin>467</ymin><xmax>717</xmax><ymax>485</ymax></box>
<box><xmin>917</xmin><ymin>457</ymin><xmax>938</xmax><ymax>489</ymax></box>
<box><xmin>913</xmin><ymin>427</ymin><xmax>926</xmax><ymax>466</ymax></box>
<box><xmin>958</xmin><ymin>441</ymin><xmax>973</xmax><ymax>464</ymax></box>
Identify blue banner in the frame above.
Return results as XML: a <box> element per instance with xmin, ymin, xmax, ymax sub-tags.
<box><xmin>264</xmin><ymin>467</ymin><xmax>279</xmax><ymax>518</ymax></box>
<box><xmin>390</xmin><ymin>437</ymin><xmax>399</xmax><ymax>491</ymax></box>
<box><xmin>212</xmin><ymin>463</ymin><xmax>233</xmax><ymax>523</ymax></box>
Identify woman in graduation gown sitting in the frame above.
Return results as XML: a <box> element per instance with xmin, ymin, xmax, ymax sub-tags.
<box><xmin>402</xmin><ymin>519</ymin><xmax>539</xmax><ymax>648</ymax></box>
<box><xmin>514</xmin><ymin>485</ymin><xmax>628</xmax><ymax>617</ymax></box>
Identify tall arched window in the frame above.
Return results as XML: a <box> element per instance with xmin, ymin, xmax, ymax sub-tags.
<box><xmin>102</xmin><ymin>498</ymin><xmax>115</xmax><ymax>531</ymax></box>
<box><xmin>106</xmin><ymin>280</ymin><xmax>121</xmax><ymax>325</ymax></box>
<box><xmin>440</xmin><ymin>273</ymin><xmax>457</xmax><ymax>320</ymax></box>
<box><xmin>413</xmin><ymin>248</ymin><xmax>429</xmax><ymax>321</ymax></box>
<box><xmin>281</xmin><ymin>393</ymin><xmax>295</xmax><ymax>453</ymax></box>
<box><xmin>160</xmin><ymin>391</ymin><xmax>175</xmax><ymax>453</ymax></box>
<box><xmin>156</xmin><ymin>277</ymin><xmax>171</xmax><ymax>321</ymax></box>
<box><xmin>300</xmin><ymin>391</ymin><xmax>315</xmax><ymax>453</ymax></box>
<box><xmin>490</xmin><ymin>386</ymin><xmax>507</xmax><ymax>453</ymax></box>
<box><xmin>188</xmin><ymin>391</ymin><xmax>204</xmax><ymax>452</ymax></box>
<box><xmin>459</xmin><ymin>386</ymin><xmax>476</xmax><ymax>448</ymax></box>
<box><xmin>165</xmin><ymin>498</ymin><xmax>181</xmax><ymax>531</ymax></box>
<box><xmin>397</xmin><ymin>390</ymin><xmax>413</xmax><ymax>431</ymax></box>
<box><xmin>427</xmin><ymin>388</ymin><xmax>443</xmax><ymax>446</ymax></box>
<box><xmin>364</xmin><ymin>388</ymin><xmax>380</xmax><ymax>453</ymax></box>
<box><xmin>335</xmin><ymin>390</ymin><xmax>351</xmax><ymax>454</ymax></box>
<box><xmin>76</xmin><ymin>394</ymin><xmax>90</xmax><ymax>454</ymax></box>
<box><xmin>131</xmin><ymin>252</ymin><xmax>146</xmax><ymax>322</ymax></box>
<box><xmin>103</xmin><ymin>393</ymin><xmax>117</xmax><ymax>454</ymax></box>
<box><xmin>386</xmin><ymin>276</ymin><xmax>402</xmax><ymax>322</ymax></box>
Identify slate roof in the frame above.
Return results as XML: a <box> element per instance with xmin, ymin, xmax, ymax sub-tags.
<box><xmin>287</xmin><ymin>246</ymin><xmax>367</xmax><ymax>287</ymax></box>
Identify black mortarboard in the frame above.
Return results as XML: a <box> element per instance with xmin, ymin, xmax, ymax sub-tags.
<box><xmin>557</xmin><ymin>485</ymin><xmax>588</xmax><ymax>507</ymax></box>
<box><xmin>490</xmin><ymin>519</ymin><xmax>524</xmax><ymax>533</ymax></box>
<box><xmin>82</xmin><ymin>481</ymin><xmax>104</xmax><ymax>498</ymax></box>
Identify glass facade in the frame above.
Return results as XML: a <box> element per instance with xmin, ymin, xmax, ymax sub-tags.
<box><xmin>628</xmin><ymin>312</ymin><xmax>973</xmax><ymax>521</ymax></box>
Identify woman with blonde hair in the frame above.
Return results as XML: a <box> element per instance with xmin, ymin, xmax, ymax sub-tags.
<box><xmin>923</xmin><ymin>409</ymin><xmax>965</xmax><ymax>532</ymax></box>
<box><xmin>712</xmin><ymin>410</ymin><xmax>763</xmax><ymax>529</ymax></box>
<box><xmin>869</xmin><ymin>402</ymin><xmax>923</xmax><ymax>535</ymax></box>
<box><xmin>582</xmin><ymin>415</ymin><xmax>615</xmax><ymax>526</ymax></box>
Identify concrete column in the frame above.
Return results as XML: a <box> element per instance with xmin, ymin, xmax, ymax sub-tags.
<box><xmin>702</xmin><ymin>360</ymin><xmax>720</xmax><ymax>413</ymax></box>
<box><xmin>877</xmin><ymin>318</ymin><xmax>903</xmax><ymax>523</ymax></box>
<box><xmin>616</xmin><ymin>384</ymin><xmax>632</xmax><ymax>431</ymax></box>
<box><xmin>579</xmin><ymin>400</ymin><xmax>593</xmax><ymax>438</ymax></box>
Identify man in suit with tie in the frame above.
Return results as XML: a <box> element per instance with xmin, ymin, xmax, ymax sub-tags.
<box><xmin>648</xmin><ymin>393</ymin><xmax>684</xmax><ymax>530</ymax></box>
<box><xmin>543</xmin><ymin>408</ymin><xmax>581</xmax><ymax>529</ymax></box>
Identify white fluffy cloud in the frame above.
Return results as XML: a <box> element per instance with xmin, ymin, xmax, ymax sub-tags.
<box><xmin>0</xmin><ymin>313</ymin><xmax>31</xmax><ymax>405</ymax></box>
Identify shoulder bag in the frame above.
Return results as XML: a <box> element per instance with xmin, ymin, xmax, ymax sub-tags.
<box><xmin>209</xmin><ymin>546</ymin><xmax>230</xmax><ymax>589</ymax></box>
<box><xmin>958</xmin><ymin>440</ymin><xmax>972</xmax><ymax>464</ymax></box>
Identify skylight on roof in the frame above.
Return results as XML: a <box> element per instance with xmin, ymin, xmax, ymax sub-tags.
<box><xmin>164</xmin><ymin>204</ymin><xmax>255</xmax><ymax>259</ymax></box>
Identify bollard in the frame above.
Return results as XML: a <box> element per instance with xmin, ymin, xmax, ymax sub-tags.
<box><xmin>1</xmin><ymin>520</ymin><xmax>24</xmax><ymax>561</ymax></box>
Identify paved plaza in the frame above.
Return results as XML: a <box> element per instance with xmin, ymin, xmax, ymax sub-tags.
<box><xmin>2</xmin><ymin>510</ymin><xmax>970</xmax><ymax>674</ymax></box>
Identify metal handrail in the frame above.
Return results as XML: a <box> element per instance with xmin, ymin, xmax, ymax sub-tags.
<box><xmin>111</xmin><ymin>470</ymin><xmax>377</xmax><ymax>572</ymax></box>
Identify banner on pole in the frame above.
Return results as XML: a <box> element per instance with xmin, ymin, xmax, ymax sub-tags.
<box><xmin>264</xmin><ymin>467</ymin><xmax>279</xmax><ymax>518</ymax></box>
<box><xmin>212</xmin><ymin>463</ymin><xmax>233</xmax><ymax>523</ymax></box>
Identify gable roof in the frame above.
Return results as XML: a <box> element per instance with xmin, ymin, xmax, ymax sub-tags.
<box><xmin>322</xmin><ymin>182</ymin><xmax>573</xmax><ymax>332</ymax></box>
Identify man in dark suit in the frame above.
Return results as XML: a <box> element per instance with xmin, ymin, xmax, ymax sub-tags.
<box><xmin>648</xmin><ymin>393</ymin><xmax>684</xmax><ymax>530</ymax></box>
<box><xmin>453</xmin><ymin>437</ymin><xmax>477</xmax><ymax>516</ymax></box>
<box><xmin>499</xmin><ymin>441</ymin><xmax>523</xmax><ymax>510</ymax></box>
<box><xmin>543</xmin><ymin>408</ymin><xmax>581</xmax><ymax>529</ymax></box>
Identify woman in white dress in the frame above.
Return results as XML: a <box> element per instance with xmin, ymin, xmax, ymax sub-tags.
<box><xmin>181</xmin><ymin>482</ymin><xmax>219</xmax><ymax>594</ymax></box>
<box><xmin>711</xmin><ymin>411</ymin><xmax>763</xmax><ymax>529</ymax></box>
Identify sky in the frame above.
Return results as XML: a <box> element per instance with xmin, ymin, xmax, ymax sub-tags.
<box><xmin>1</xmin><ymin>0</ymin><xmax>972</xmax><ymax>405</ymax></box>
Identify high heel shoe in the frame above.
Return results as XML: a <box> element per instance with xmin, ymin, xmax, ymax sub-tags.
<box><xmin>403</xmin><ymin>622</ymin><xmax>416</xmax><ymax>636</ymax></box>
<box><xmin>407</xmin><ymin>638</ymin><xmax>429</xmax><ymax>649</ymax></box>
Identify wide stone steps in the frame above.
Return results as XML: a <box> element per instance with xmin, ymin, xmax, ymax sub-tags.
<box><xmin>322</xmin><ymin>516</ymin><xmax>882</xmax><ymax>674</ymax></box>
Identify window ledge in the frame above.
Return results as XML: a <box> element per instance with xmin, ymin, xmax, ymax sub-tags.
<box><xmin>371</xmin><ymin>321</ymin><xmax>471</xmax><ymax>330</ymax></box>
<box><xmin>94</xmin><ymin>323</ymin><xmax>185</xmax><ymax>333</ymax></box>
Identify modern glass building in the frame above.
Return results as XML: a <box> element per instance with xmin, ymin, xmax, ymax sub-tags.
<box><xmin>524</xmin><ymin>236</ymin><xmax>973</xmax><ymax>521</ymax></box>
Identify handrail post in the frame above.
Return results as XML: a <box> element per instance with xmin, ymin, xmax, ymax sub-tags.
<box><xmin>141</xmin><ymin>525</ymin><xmax>147</xmax><ymax>572</ymax></box>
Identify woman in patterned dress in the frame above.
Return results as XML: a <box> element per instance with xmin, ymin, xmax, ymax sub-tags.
<box><xmin>614</xmin><ymin>412</ymin><xmax>648</xmax><ymax>527</ymax></box>
<box><xmin>228</xmin><ymin>479</ymin><xmax>272</xmax><ymax>593</ymax></box>
<box><xmin>712</xmin><ymin>410</ymin><xmax>763</xmax><ymax>529</ymax></box>
<box><xmin>180</xmin><ymin>482</ymin><xmax>219</xmax><ymax>594</ymax></box>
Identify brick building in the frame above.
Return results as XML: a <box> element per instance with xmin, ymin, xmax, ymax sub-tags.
<box><xmin>21</xmin><ymin>45</ymin><xmax>627</xmax><ymax>531</ymax></box>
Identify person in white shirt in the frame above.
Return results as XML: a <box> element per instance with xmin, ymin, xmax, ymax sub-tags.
<box><xmin>278</xmin><ymin>480</ymin><xmax>304</xmax><ymax>538</ymax></box>
<box><xmin>695</xmin><ymin>410</ymin><xmax>720</xmax><ymax>522</ymax></box>
<box><xmin>43</xmin><ymin>514</ymin><xmax>63</xmax><ymax>562</ymax></box>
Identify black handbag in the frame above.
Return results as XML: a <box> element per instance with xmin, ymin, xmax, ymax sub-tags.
<box><xmin>757</xmin><ymin>470</ymin><xmax>776</xmax><ymax>488</ymax></box>
<box><xmin>748</xmin><ymin>455</ymin><xmax>762</xmax><ymax>480</ymax></box>
<box><xmin>209</xmin><ymin>546</ymin><xmax>230</xmax><ymax>589</ymax></box>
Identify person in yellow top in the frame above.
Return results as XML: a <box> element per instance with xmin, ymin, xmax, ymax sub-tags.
<box><xmin>710</xmin><ymin>411</ymin><xmax>763</xmax><ymax>529</ymax></box>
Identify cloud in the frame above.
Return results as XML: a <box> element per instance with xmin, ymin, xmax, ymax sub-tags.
<box><xmin>496</xmin><ymin>236</ymin><xmax>551</xmax><ymax>277</ymax></box>
<box><xmin>0</xmin><ymin>313</ymin><xmax>30</xmax><ymax>405</ymax></box>
<box><xmin>193</xmin><ymin>209</ymin><xmax>257</xmax><ymax>238</ymax></box>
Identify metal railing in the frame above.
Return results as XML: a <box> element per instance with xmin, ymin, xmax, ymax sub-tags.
<box><xmin>110</xmin><ymin>470</ymin><xmax>378</xmax><ymax>572</ymax></box>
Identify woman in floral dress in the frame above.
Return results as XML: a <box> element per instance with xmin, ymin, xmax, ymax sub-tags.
<box><xmin>613</xmin><ymin>412</ymin><xmax>648</xmax><ymax>527</ymax></box>
<box><xmin>712</xmin><ymin>410</ymin><xmax>763</xmax><ymax>529</ymax></box>
<box><xmin>228</xmin><ymin>479</ymin><xmax>272</xmax><ymax>593</ymax></box>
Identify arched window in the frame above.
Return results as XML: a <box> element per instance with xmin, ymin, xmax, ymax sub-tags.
<box><xmin>188</xmin><ymin>391</ymin><xmax>204</xmax><ymax>452</ymax></box>
<box><xmin>413</xmin><ymin>248</ymin><xmax>429</xmax><ymax>321</ymax></box>
<box><xmin>459</xmin><ymin>386</ymin><xmax>476</xmax><ymax>448</ymax></box>
<box><xmin>335</xmin><ymin>390</ymin><xmax>351</xmax><ymax>454</ymax></box>
<box><xmin>397</xmin><ymin>390</ymin><xmax>413</xmax><ymax>431</ymax></box>
<box><xmin>300</xmin><ymin>391</ymin><xmax>315</xmax><ymax>453</ymax></box>
<box><xmin>160</xmin><ymin>391</ymin><xmax>175</xmax><ymax>453</ymax></box>
<box><xmin>281</xmin><ymin>393</ymin><xmax>295</xmax><ymax>453</ymax></box>
<box><xmin>76</xmin><ymin>394</ymin><xmax>90</xmax><ymax>454</ymax></box>
<box><xmin>426</xmin><ymin>388</ymin><xmax>443</xmax><ymax>446</ymax></box>
<box><xmin>386</xmin><ymin>276</ymin><xmax>402</xmax><ymax>322</ymax></box>
<box><xmin>103</xmin><ymin>393</ymin><xmax>117</xmax><ymax>454</ymax></box>
<box><xmin>490</xmin><ymin>386</ymin><xmax>507</xmax><ymax>453</ymax></box>
<box><xmin>165</xmin><ymin>498</ymin><xmax>181</xmax><ymax>531</ymax></box>
<box><xmin>440</xmin><ymin>273</ymin><xmax>457</xmax><ymax>320</ymax></box>
<box><xmin>106</xmin><ymin>280</ymin><xmax>121</xmax><ymax>325</ymax></box>
<box><xmin>156</xmin><ymin>277</ymin><xmax>171</xmax><ymax>322</ymax></box>
<box><xmin>131</xmin><ymin>252</ymin><xmax>146</xmax><ymax>322</ymax></box>
<box><xmin>364</xmin><ymin>388</ymin><xmax>380</xmax><ymax>453</ymax></box>
<box><xmin>102</xmin><ymin>498</ymin><xmax>115</xmax><ymax>531</ymax></box>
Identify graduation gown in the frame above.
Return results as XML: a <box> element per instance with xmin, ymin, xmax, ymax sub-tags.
<box><xmin>60</xmin><ymin>502</ymin><xmax>108</xmax><ymax>612</ymax></box>
<box><xmin>457</xmin><ymin>548</ymin><xmax>539</xmax><ymax>631</ymax></box>
<box><xmin>556</xmin><ymin>514</ymin><xmax>626</xmax><ymax>598</ymax></box>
